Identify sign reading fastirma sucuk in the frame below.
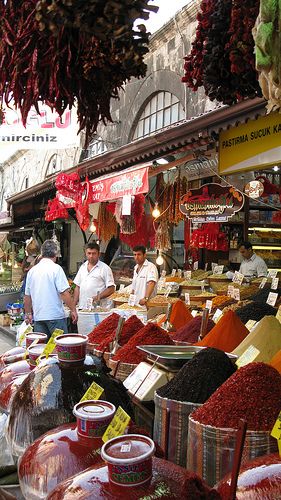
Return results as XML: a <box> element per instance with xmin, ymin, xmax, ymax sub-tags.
<box><xmin>179</xmin><ymin>183</ymin><xmax>244</xmax><ymax>223</ymax></box>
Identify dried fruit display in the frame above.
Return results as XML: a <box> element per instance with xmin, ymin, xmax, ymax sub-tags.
<box><xmin>0</xmin><ymin>1</ymin><xmax>158</xmax><ymax>145</ymax></box>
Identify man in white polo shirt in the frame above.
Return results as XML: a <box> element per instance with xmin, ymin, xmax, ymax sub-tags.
<box><xmin>73</xmin><ymin>242</ymin><xmax>115</xmax><ymax>309</ymax></box>
<box><xmin>24</xmin><ymin>239</ymin><xmax>77</xmax><ymax>338</ymax></box>
<box><xmin>131</xmin><ymin>245</ymin><xmax>158</xmax><ymax>306</ymax></box>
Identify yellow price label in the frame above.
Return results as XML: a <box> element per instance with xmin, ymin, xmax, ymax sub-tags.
<box><xmin>102</xmin><ymin>406</ymin><xmax>131</xmax><ymax>443</ymax></box>
<box><xmin>80</xmin><ymin>381</ymin><xmax>104</xmax><ymax>402</ymax></box>
<box><xmin>36</xmin><ymin>329</ymin><xmax>63</xmax><ymax>365</ymax></box>
<box><xmin>271</xmin><ymin>411</ymin><xmax>281</xmax><ymax>440</ymax></box>
<box><xmin>236</xmin><ymin>345</ymin><xmax>260</xmax><ymax>368</ymax></box>
<box><xmin>18</xmin><ymin>325</ymin><xmax>33</xmax><ymax>346</ymax></box>
<box><xmin>245</xmin><ymin>319</ymin><xmax>257</xmax><ymax>331</ymax></box>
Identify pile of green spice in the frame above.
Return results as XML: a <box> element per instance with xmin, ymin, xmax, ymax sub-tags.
<box><xmin>157</xmin><ymin>348</ymin><xmax>236</xmax><ymax>403</ymax></box>
<box><xmin>192</xmin><ymin>362</ymin><xmax>281</xmax><ymax>430</ymax></box>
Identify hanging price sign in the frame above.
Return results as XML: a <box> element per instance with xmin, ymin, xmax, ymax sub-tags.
<box><xmin>102</xmin><ymin>406</ymin><xmax>131</xmax><ymax>443</ymax></box>
<box><xmin>80</xmin><ymin>381</ymin><xmax>104</xmax><ymax>402</ymax></box>
<box><xmin>267</xmin><ymin>292</ymin><xmax>278</xmax><ymax>307</ymax></box>
<box><xmin>193</xmin><ymin>261</ymin><xmax>199</xmax><ymax>270</ymax></box>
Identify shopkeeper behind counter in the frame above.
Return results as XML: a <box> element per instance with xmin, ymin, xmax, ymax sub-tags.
<box><xmin>73</xmin><ymin>242</ymin><xmax>115</xmax><ymax>309</ymax></box>
<box><xmin>238</xmin><ymin>241</ymin><xmax>268</xmax><ymax>278</ymax></box>
<box><xmin>131</xmin><ymin>245</ymin><xmax>158</xmax><ymax>306</ymax></box>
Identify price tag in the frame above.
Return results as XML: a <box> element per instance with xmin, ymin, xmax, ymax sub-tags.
<box><xmin>232</xmin><ymin>271</ymin><xmax>244</xmax><ymax>285</ymax></box>
<box><xmin>236</xmin><ymin>345</ymin><xmax>260</xmax><ymax>368</ymax></box>
<box><xmin>191</xmin><ymin>309</ymin><xmax>198</xmax><ymax>317</ymax></box>
<box><xmin>119</xmin><ymin>284</ymin><xmax>125</xmax><ymax>292</ymax></box>
<box><xmin>80</xmin><ymin>381</ymin><xmax>104</xmax><ymax>402</ymax></box>
<box><xmin>213</xmin><ymin>309</ymin><xmax>223</xmax><ymax>323</ymax></box>
<box><xmin>272</xmin><ymin>278</ymin><xmax>279</xmax><ymax>290</ymax></box>
<box><xmin>177</xmin><ymin>269</ymin><xmax>182</xmax><ymax>278</ymax></box>
<box><xmin>102</xmin><ymin>406</ymin><xmax>131</xmax><ymax>443</ymax></box>
<box><xmin>157</xmin><ymin>278</ymin><xmax>165</xmax><ymax>290</ymax></box>
<box><xmin>233</xmin><ymin>288</ymin><xmax>240</xmax><ymax>301</ymax></box>
<box><xmin>128</xmin><ymin>294</ymin><xmax>137</xmax><ymax>307</ymax></box>
<box><xmin>267</xmin><ymin>292</ymin><xmax>278</xmax><ymax>307</ymax></box>
<box><xmin>86</xmin><ymin>297</ymin><xmax>93</xmax><ymax>310</ymax></box>
<box><xmin>213</xmin><ymin>265</ymin><xmax>224</xmax><ymax>275</ymax></box>
<box><xmin>161</xmin><ymin>270</ymin><xmax>167</xmax><ymax>277</ymax></box>
<box><xmin>205</xmin><ymin>300</ymin><xmax>212</xmax><ymax>312</ymax></box>
<box><xmin>268</xmin><ymin>269</ymin><xmax>278</xmax><ymax>279</ymax></box>
<box><xmin>171</xmin><ymin>269</ymin><xmax>176</xmax><ymax>277</ymax></box>
<box><xmin>245</xmin><ymin>319</ymin><xmax>257</xmax><ymax>331</ymax></box>
<box><xmin>259</xmin><ymin>278</ymin><xmax>267</xmax><ymax>289</ymax></box>
<box><xmin>185</xmin><ymin>293</ymin><xmax>190</xmax><ymax>305</ymax></box>
<box><xmin>271</xmin><ymin>411</ymin><xmax>281</xmax><ymax>440</ymax></box>
<box><xmin>276</xmin><ymin>306</ymin><xmax>281</xmax><ymax>324</ymax></box>
<box><xmin>227</xmin><ymin>285</ymin><xmax>235</xmax><ymax>298</ymax></box>
<box><xmin>164</xmin><ymin>286</ymin><xmax>172</xmax><ymax>299</ymax></box>
<box><xmin>184</xmin><ymin>271</ymin><xmax>192</xmax><ymax>280</ymax></box>
<box><xmin>18</xmin><ymin>324</ymin><xmax>33</xmax><ymax>347</ymax></box>
<box><xmin>211</xmin><ymin>263</ymin><xmax>218</xmax><ymax>272</ymax></box>
<box><xmin>36</xmin><ymin>329</ymin><xmax>63</xmax><ymax>364</ymax></box>
<box><xmin>193</xmin><ymin>261</ymin><xmax>199</xmax><ymax>270</ymax></box>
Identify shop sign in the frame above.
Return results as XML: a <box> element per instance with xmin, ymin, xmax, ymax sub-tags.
<box><xmin>219</xmin><ymin>112</ymin><xmax>281</xmax><ymax>174</ymax></box>
<box><xmin>179</xmin><ymin>183</ymin><xmax>244</xmax><ymax>223</ymax></box>
<box><xmin>244</xmin><ymin>180</ymin><xmax>264</xmax><ymax>199</ymax></box>
<box><xmin>184</xmin><ymin>156</ymin><xmax>218</xmax><ymax>180</ymax></box>
<box><xmin>90</xmin><ymin>166</ymin><xmax>149</xmax><ymax>202</ymax></box>
<box><xmin>0</xmin><ymin>101</ymin><xmax>79</xmax><ymax>149</ymax></box>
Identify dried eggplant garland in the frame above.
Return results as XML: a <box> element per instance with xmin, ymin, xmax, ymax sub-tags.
<box><xmin>0</xmin><ymin>0</ymin><xmax>158</xmax><ymax>146</ymax></box>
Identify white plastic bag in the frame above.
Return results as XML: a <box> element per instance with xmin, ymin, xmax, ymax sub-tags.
<box><xmin>16</xmin><ymin>321</ymin><xmax>33</xmax><ymax>347</ymax></box>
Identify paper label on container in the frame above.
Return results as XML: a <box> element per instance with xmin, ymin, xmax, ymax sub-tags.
<box><xmin>233</xmin><ymin>288</ymin><xmax>240</xmax><ymax>301</ymax></box>
<box><xmin>268</xmin><ymin>270</ymin><xmax>278</xmax><ymax>279</ymax></box>
<box><xmin>36</xmin><ymin>329</ymin><xmax>63</xmax><ymax>364</ymax></box>
<box><xmin>213</xmin><ymin>265</ymin><xmax>224</xmax><ymax>275</ymax></box>
<box><xmin>185</xmin><ymin>293</ymin><xmax>190</xmax><ymax>305</ymax></box>
<box><xmin>236</xmin><ymin>345</ymin><xmax>260</xmax><ymax>368</ymax></box>
<box><xmin>271</xmin><ymin>411</ymin><xmax>281</xmax><ymax>440</ymax></box>
<box><xmin>128</xmin><ymin>294</ymin><xmax>137</xmax><ymax>307</ymax></box>
<box><xmin>259</xmin><ymin>278</ymin><xmax>267</xmax><ymax>289</ymax></box>
<box><xmin>193</xmin><ymin>261</ymin><xmax>199</xmax><ymax>270</ymax></box>
<box><xmin>184</xmin><ymin>271</ymin><xmax>192</xmax><ymax>279</ymax></box>
<box><xmin>267</xmin><ymin>292</ymin><xmax>278</xmax><ymax>307</ymax></box>
<box><xmin>205</xmin><ymin>300</ymin><xmax>213</xmax><ymax>312</ymax></box>
<box><xmin>227</xmin><ymin>285</ymin><xmax>235</xmax><ymax>298</ymax></box>
<box><xmin>102</xmin><ymin>406</ymin><xmax>131</xmax><ymax>443</ymax></box>
<box><xmin>272</xmin><ymin>278</ymin><xmax>279</xmax><ymax>290</ymax></box>
<box><xmin>232</xmin><ymin>271</ymin><xmax>244</xmax><ymax>285</ymax></box>
<box><xmin>245</xmin><ymin>319</ymin><xmax>257</xmax><ymax>331</ymax></box>
<box><xmin>80</xmin><ymin>381</ymin><xmax>104</xmax><ymax>402</ymax></box>
<box><xmin>213</xmin><ymin>309</ymin><xmax>223</xmax><ymax>323</ymax></box>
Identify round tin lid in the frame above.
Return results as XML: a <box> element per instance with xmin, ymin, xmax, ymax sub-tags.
<box><xmin>55</xmin><ymin>334</ymin><xmax>87</xmax><ymax>346</ymax></box>
<box><xmin>73</xmin><ymin>400</ymin><xmax>115</xmax><ymax>421</ymax></box>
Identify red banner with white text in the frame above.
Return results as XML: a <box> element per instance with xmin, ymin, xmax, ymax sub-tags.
<box><xmin>90</xmin><ymin>166</ymin><xmax>149</xmax><ymax>202</ymax></box>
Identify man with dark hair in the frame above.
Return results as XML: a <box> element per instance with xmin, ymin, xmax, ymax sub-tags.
<box><xmin>24</xmin><ymin>240</ymin><xmax>77</xmax><ymax>337</ymax></box>
<box><xmin>73</xmin><ymin>242</ymin><xmax>115</xmax><ymax>308</ymax></box>
<box><xmin>238</xmin><ymin>241</ymin><xmax>267</xmax><ymax>278</ymax></box>
<box><xmin>132</xmin><ymin>246</ymin><xmax>158</xmax><ymax>306</ymax></box>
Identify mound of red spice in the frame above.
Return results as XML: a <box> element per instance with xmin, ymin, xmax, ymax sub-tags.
<box><xmin>192</xmin><ymin>362</ymin><xmax>281</xmax><ymax>431</ymax></box>
<box><xmin>112</xmin><ymin>323</ymin><xmax>174</xmax><ymax>364</ymax></box>
<box><xmin>174</xmin><ymin>316</ymin><xmax>215</xmax><ymax>344</ymax></box>
<box><xmin>97</xmin><ymin>315</ymin><xmax>144</xmax><ymax>352</ymax></box>
<box><xmin>87</xmin><ymin>313</ymin><xmax>120</xmax><ymax>344</ymax></box>
<box><xmin>195</xmin><ymin>310</ymin><xmax>248</xmax><ymax>352</ymax></box>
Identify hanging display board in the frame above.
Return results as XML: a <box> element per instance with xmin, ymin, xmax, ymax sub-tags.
<box><xmin>179</xmin><ymin>183</ymin><xmax>244</xmax><ymax>223</ymax></box>
<box><xmin>90</xmin><ymin>165</ymin><xmax>149</xmax><ymax>202</ymax></box>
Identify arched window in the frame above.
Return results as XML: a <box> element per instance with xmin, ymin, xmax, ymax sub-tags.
<box><xmin>133</xmin><ymin>91</ymin><xmax>185</xmax><ymax>140</ymax></box>
<box><xmin>45</xmin><ymin>154</ymin><xmax>62</xmax><ymax>177</ymax></box>
<box><xmin>80</xmin><ymin>136</ymin><xmax>108</xmax><ymax>161</ymax></box>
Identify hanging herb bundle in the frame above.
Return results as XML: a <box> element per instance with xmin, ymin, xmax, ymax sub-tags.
<box><xmin>0</xmin><ymin>0</ymin><xmax>158</xmax><ymax>146</ymax></box>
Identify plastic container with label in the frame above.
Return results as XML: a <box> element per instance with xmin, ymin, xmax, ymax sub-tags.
<box><xmin>55</xmin><ymin>334</ymin><xmax>87</xmax><ymax>364</ymax></box>
<box><xmin>27</xmin><ymin>344</ymin><xmax>47</xmax><ymax>367</ymax></box>
<box><xmin>26</xmin><ymin>332</ymin><xmax>48</xmax><ymax>348</ymax></box>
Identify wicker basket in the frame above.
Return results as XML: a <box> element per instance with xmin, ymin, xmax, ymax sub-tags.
<box><xmin>86</xmin><ymin>342</ymin><xmax>99</xmax><ymax>353</ymax></box>
<box><xmin>108</xmin><ymin>359</ymin><xmax>137</xmax><ymax>382</ymax></box>
<box><xmin>94</xmin><ymin>349</ymin><xmax>112</xmax><ymax>367</ymax></box>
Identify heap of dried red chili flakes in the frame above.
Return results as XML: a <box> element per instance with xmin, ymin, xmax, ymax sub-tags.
<box><xmin>112</xmin><ymin>323</ymin><xmax>174</xmax><ymax>364</ymax></box>
<box><xmin>192</xmin><ymin>362</ymin><xmax>281</xmax><ymax>431</ymax></box>
<box><xmin>0</xmin><ymin>0</ymin><xmax>158</xmax><ymax>146</ymax></box>
<box><xmin>97</xmin><ymin>315</ymin><xmax>144</xmax><ymax>352</ymax></box>
<box><xmin>88</xmin><ymin>313</ymin><xmax>120</xmax><ymax>344</ymax></box>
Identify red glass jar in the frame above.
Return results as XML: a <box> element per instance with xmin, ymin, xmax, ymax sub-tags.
<box><xmin>18</xmin><ymin>400</ymin><xmax>116</xmax><ymax>500</ymax></box>
<box><xmin>47</xmin><ymin>456</ymin><xmax>219</xmax><ymax>499</ymax></box>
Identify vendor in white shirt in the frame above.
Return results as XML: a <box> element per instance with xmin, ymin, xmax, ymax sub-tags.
<box><xmin>131</xmin><ymin>245</ymin><xmax>158</xmax><ymax>306</ymax></box>
<box><xmin>73</xmin><ymin>242</ymin><xmax>115</xmax><ymax>309</ymax></box>
<box><xmin>238</xmin><ymin>241</ymin><xmax>268</xmax><ymax>278</ymax></box>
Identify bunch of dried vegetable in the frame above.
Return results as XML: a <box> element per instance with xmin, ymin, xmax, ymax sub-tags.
<box><xmin>155</xmin><ymin>220</ymin><xmax>171</xmax><ymax>251</ymax></box>
<box><xmin>97</xmin><ymin>203</ymin><xmax>118</xmax><ymax>241</ymax></box>
<box><xmin>0</xmin><ymin>0</ymin><xmax>158</xmax><ymax>145</ymax></box>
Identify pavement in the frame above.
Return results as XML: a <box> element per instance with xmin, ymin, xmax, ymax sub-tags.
<box><xmin>0</xmin><ymin>326</ymin><xmax>16</xmax><ymax>355</ymax></box>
